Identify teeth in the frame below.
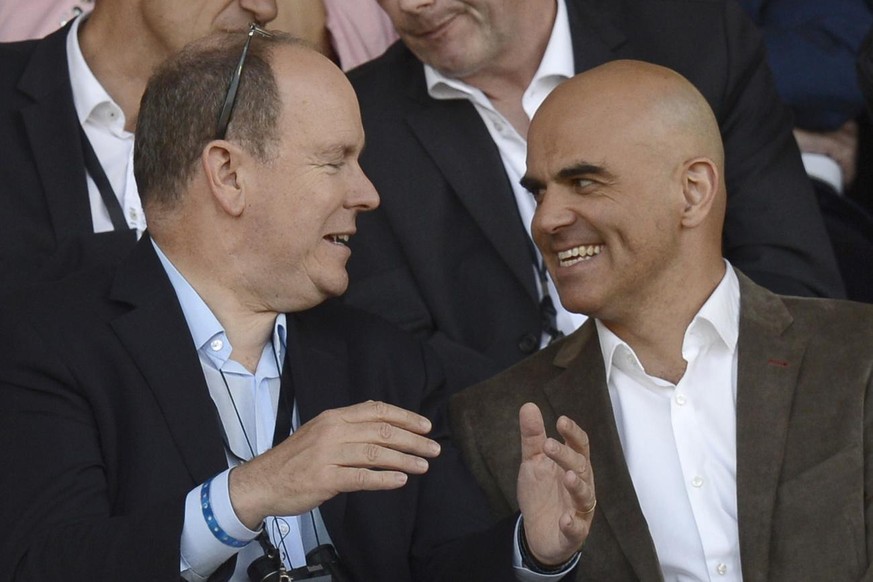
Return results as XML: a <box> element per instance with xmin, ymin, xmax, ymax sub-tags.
<box><xmin>330</xmin><ymin>234</ymin><xmax>350</xmax><ymax>245</ymax></box>
<box><xmin>557</xmin><ymin>244</ymin><xmax>602</xmax><ymax>266</ymax></box>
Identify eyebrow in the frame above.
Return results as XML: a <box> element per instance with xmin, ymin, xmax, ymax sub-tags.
<box><xmin>556</xmin><ymin>162</ymin><xmax>614</xmax><ymax>182</ymax></box>
<box><xmin>520</xmin><ymin>161</ymin><xmax>614</xmax><ymax>194</ymax></box>
<box><xmin>316</xmin><ymin>142</ymin><xmax>358</xmax><ymax>160</ymax></box>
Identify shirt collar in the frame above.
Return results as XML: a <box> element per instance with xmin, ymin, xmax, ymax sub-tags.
<box><xmin>424</xmin><ymin>0</ymin><xmax>573</xmax><ymax>105</ymax></box>
<box><xmin>151</xmin><ymin>240</ymin><xmax>287</xmax><ymax>369</ymax></box>
<box><xmin>66</xmin><ymin>13</ymin><xmax>127</xmax><ymax>129</ymax></box>
<box><xmin>596</xmin><ymin>261</ymin><xmax>740</xmax><ymax>384</ymax></box>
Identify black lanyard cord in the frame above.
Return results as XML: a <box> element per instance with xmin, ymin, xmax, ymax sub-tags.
<box><xmin>78</xmin><ymin>124</ymin><xmax>130</xmax><ymax>232</ymax></box>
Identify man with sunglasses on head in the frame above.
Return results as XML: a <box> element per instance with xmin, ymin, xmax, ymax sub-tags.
<box><xmin>0</xmin><ymin>0</ymin><xmax>278</xmax><ymax>296</ymax></box>
<box><xmin>0</xmin><ymin>30</ymin><xmax>596</xmax><ymax>582</ymax></box>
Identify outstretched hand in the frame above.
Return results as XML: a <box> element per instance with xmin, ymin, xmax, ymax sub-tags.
<box><xmin>516</xmin><ymin>402</ymin><xmax>596</xmax><ymax>566</ymax></box>
<box><xmin>228</xmin><ymin>400</ymin><xmax>440</xmax><ymax>528</ymax></box>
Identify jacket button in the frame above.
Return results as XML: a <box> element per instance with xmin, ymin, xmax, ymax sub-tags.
<box><xmin>517</xmin><ymin>333</ymin><xmax>539</xmax><ymax>354</ymax></box>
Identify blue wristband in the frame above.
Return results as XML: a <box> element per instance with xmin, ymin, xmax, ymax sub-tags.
<box><xmin>200</xmin><ymin>477</ymin><xmax>249</xmax><ymax>548</ymax></box>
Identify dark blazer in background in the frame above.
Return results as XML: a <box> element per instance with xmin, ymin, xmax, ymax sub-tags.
<box><xmin>345</xmin><ymin>0</ymin><xmax>845</xmax><ymax>391</ymax></box>
<box><xmin>0</xmin><ymin>23</ymin><xmax>136</xmax><ymax>297</ymax></box>
<box><xmin>737</xmin><ymin>0</ymin><xmax>872</xmax><ymax>131</ymax></box>
<box><xmin>0</xmin><ymin>238</ymin><xmax>513</xmax><ymax>582</ymax></box>
<box><xmin>450</xmin><ymin>272</ymin><xmax>873</xmax><ymax>581</ymax></box>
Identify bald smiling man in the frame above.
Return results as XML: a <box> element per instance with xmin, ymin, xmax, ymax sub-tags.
<box><xmin>450</xmin><ymin>60</ymin><xmax>873</xmax><ymax>581</ymax></box>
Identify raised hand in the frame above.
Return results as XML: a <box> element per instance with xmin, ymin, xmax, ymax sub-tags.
<box><xmin>516</xmin><ymin>402</ymin><xmax>596</xmax><ymax>566</ymax></box>
<box><xmin>228</xmin><ymin>400</ymin><xmax>441</xmax><ymax>528</ymax></box>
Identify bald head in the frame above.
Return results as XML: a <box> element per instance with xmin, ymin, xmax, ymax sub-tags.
<box><xmin>524</xmin><ymin>60</ymin><xmax>728</xmax><ymax>323</ymax></box>
<box><xmin>530</xmin><ymin>60</ymin><xmax>725</xmax><ymax>230</ymax></box>
<box><xmin>527</xmin><ymin>59</ymin><xmax>727</xmax><ymax>243</ymax></box>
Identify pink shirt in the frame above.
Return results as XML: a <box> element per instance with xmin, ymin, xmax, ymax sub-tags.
<box><xmin>323</xmin><ymin>0</ymin><xmax>398</xmax><ymax>70</ymax></box>
<box><xmin>0</xmin><ymin>0</ymin><xmax>92</xmax><ymax>42</ymax></box>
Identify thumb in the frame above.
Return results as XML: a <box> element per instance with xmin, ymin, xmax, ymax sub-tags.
<box><xmin>519</xmin><ymin>402</ymin><xmax>547</xmax><ymax>462</ymax></box>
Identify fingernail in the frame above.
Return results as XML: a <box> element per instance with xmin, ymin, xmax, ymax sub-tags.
<box><xmin>416</xmin><ymin>457</ymin><xmax>429</xmax><ymax>470</ymax></box>
<box><xmin>429</xmin><ymin>440</ymin><xmax>441</xmax><ymax>455</ymax></box>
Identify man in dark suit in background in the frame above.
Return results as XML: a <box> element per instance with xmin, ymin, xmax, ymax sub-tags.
<box><xmin>0</xmin><ymin>0</ymin><xmax>277</xmax><ymax>294</ymax></box>
<box><xmin>451</xmin><ymin>60</ymin><xmax>873</xmax><ymax>581</ymax></box>
<box><xmin>345</xmin><ymin>0</ymin><xmax>845</xmax><ymax>392</ymax></box>
<box><xmin>737</xmin><ymin>0</ymin><xmax>873</xmax><ymax>303</ymax></box>
<box><xmin>0</xmin><ymin>29</ymin><xmax>595</xmax><ymax>581</ymax></box>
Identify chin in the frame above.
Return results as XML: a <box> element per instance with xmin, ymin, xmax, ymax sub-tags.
<box><xmin>320</xmin><ymin>275</ymin><xmax>350</xmax><ymax>299</ymax></box>
<box><xmin>557</xmin><ymin>295</ymin><xmax>601</xmax><ymax>319</ymax></box>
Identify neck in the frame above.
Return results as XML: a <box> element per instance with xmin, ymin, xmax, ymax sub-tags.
<box><xmin>458</xmin><ymin>2</ymin><xmax>556</xmax><ymax>137</ymax></box>
<box><xmin>161</xmin><ymin>240</ymin><xmax>277</xmax><ymax>374</ymax></box>
<box><xmin>78</xmin><ymin>8</ymin><xmax>172</xmax><ymax>132</ymax></box>
<box><xmin>602</xmin><ymin>260</ymin><xmax>726</xmax><ymax>384</ymax></box>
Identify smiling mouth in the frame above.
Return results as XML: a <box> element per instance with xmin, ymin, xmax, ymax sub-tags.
<box><xmin>557</xmin><ymin>244</ymin><xmax>602</xmax><ymax>267</ymax></box>
<box><xmin>412</xmin><ymin>14</ymin><xmax>459</xmax><ymax>39</ymax></box>
<box><xmin>327</xmin><ymin>234</ymin><xmax>350</xmax><ymax>246</ymax></box>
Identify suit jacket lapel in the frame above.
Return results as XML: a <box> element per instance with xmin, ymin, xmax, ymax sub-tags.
<box><xmin>545</xmin><ymin>324</ymin><xmax>662</xmax><ymax>581</ymax></box>
<box><xmin>395</xmin><ymin>1</ymin><xmax>630</xmax><ymax>302</ymax></box>
<box><xmin>18</xmin><ymin>23</ymin><xmax>93</xmax><ymax>238</ymax></box>
<box><xmin>733</xmin><ymin>273</ymin><xmax>804</xmax><ymax>581</ymax></box>
<box><xmin>107</xmin><ymin>238</ymin><xmax>227</xmax><ymax>484</ymax></box>
<box><xmin>567</xmin><ymin>0</ymin><xmax>629</xmax><ymax>73</ymax></box>
<box><xmin>286</xmin><ymin>307</ymin><xmax>352</xmax><ymax>550</ymax></box>
<box><xmin>402</xmin><ymin>59</ymin><xmax>538</xmax><ymax>302</ymax></box>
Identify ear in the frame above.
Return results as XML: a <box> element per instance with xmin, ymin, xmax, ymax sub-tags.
<box><xmin>201</xmin><ymin>140</ymin><xmax>248</xmax><ymax>217</ymax></box>
<box><xmin>679</xmin><ymin>157</ymin><xmax>719</xmax><ymax>229</ymax></box>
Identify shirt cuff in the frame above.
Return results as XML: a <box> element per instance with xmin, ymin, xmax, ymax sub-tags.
<box><xmin>180</xmin><ymin>469</ymin><xmax>260</xmax><ymax>580</ymax></box>
<box><xmin>801</xmin><ymin>152</ymin><xmax>843</xmax><ymax>194</ymax></box>
<box><xmin>512</xmin><ymin>516</ymin><xmax>580</xmax><ymax>581</ymax></box>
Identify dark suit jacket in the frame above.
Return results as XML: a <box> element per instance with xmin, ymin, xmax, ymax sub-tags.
<box><xmin>450</xmin><ymin>271</ymin><xmax>873</xmax><ymax>581</ymax></box>
<box><xmin>345</xmin><ymin>0</ymin><xmax>845</xmax><ymax>391</ymax></box>
<box><xmin>0</xmin><ymin>239</ymin><xmax>515</xmax><ymax>582</ymax></box>
<box><xmin>0</xmin><ymin>23</ymin><xmax>136</xmax><ymax>297</ymax></box>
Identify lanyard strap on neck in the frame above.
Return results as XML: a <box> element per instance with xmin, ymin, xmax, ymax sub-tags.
<box><xmin>78</xmin><ymin>123</ymin><xmax>130</xmax><ymax>232</ymax></box>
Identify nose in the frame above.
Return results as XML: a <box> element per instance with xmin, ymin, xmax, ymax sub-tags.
<box><xmin>531</xmin><ymin>187</ymin><xmax>576</xmax><ymax>238</ymax></box>
<box><xmin>240</xmin><ymin>0</ymin><xmax>279</xmax><ymax>25</ymax></box>
<box><xmin>397</xmin><ymin>0</ymin><xmax>436</xmax><ymax>13</ymax></box>
<box><xmin>347</xmin><ymin>166</ymin><xmax>381</xmax><ymax>213</ymax></box>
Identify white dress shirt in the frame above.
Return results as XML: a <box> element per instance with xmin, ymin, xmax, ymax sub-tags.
<box><xmin>66</xmin><ymin>14</ymin><xmax>145</xmax><ymax>235</ymax></box>
<box><xmin>424</xmin><ymin>0</ymin><xmax>587</xmax><ymax>345</ymax></box>
<box><xmin>596</xmin><ymin>263</ymin><xmax>743</xmax><ymax>581</ymax></box>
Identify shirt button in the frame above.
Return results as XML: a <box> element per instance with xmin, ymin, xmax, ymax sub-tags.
<box><xmin>691</xmin><ymin>476</ymin><xmax>704</xmax><ymax>488</ymax></box>
<box><xmin>675</xmin><ymin>394</ymin><xmax>687</xmax><ymax>406</ymax></box>
<box><xmin>210</xmin><ymin>339</ymin><xmax>223</xmax><ymax>351</ymax></box>
<box><xmin>278</xmin><ymin>521</ymin><xmax>290</xmax><ymax>535</ymax></box>
<box><xmin>717</xmin><ymin>563</ymin><xmax>728</xmax><ymax>575</ymax></box>
<box><xmin>517</xmin><ymin>333</ymin><xmax>538</xmax><ymax>354</ymax></box>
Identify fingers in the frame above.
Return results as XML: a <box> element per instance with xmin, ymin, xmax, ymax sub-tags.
<box><xmin>341</xmin><ymin>400</ymin><xmax>432</xmax><ymax>435</ymax></box>
<box><xmin>340</xmin><ymin>442</ymin><xmax>433</xmax><ymax>475</ymax></box>
<box><xmin>333</xmin><ymin>467</ymin><xmax>411</xmax><ymax>494</ymax></box>
<box><xmin>519</xmin><ymin>402</ymin><xmax>548</xmax><ymax>462</ymax></box>
<box><xmin>560</xmin><ymin>461</ymin><xmax>596</xmax><ymax>517</ymax></box>
<box><xmin>360</xmin><ymin>417</ymin><xmax>441</xmax><ymax>458</ymax></box>
<box><xmin>556</xmin><ymin>415</ymin><xmax>590</xmax><ymax>464</ymax></box>
<box><xmin>545</xmin><ymin>417</ymin><xmax>595</xmax><ymax>507</ymax></box>
<box><xmin>316</xmin><ymin>401</ymin><xmax>441</xmax><ymax>470</ymax></box>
